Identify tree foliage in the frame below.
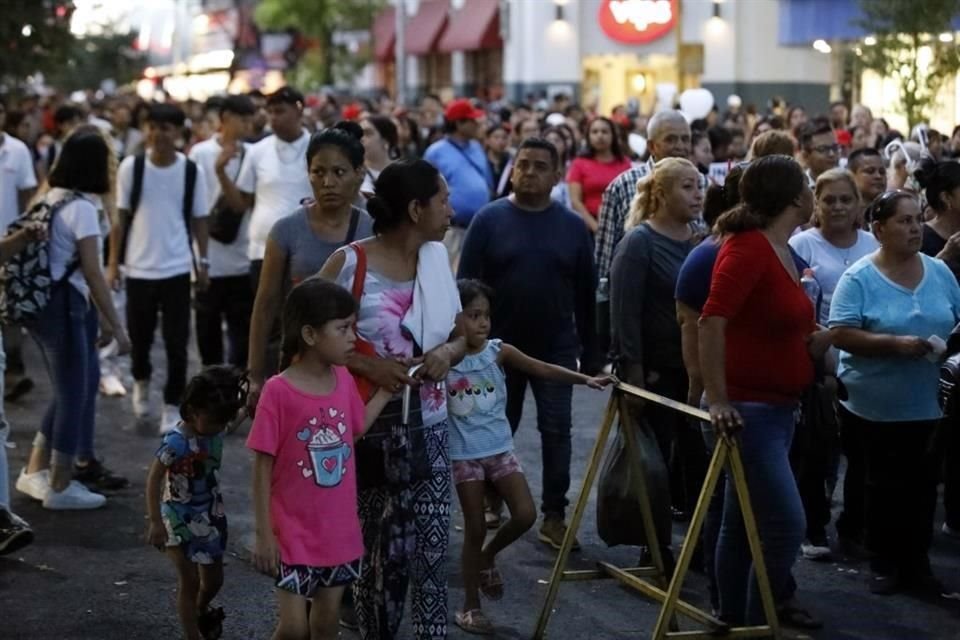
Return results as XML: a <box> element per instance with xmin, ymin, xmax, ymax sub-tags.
<box><xmin>46</xmin><ymin>28</ymin><xmax>147</xmax><ymax>94</ymax></box>
<box><xmin>254</xmin><ymin>0</ymin><xmax>385</xmax><ymax>88</ymax></box>
<box><xmin>0</xmin><ymin>0</ymin><xmax>76</xmax><ymax>90</ymax></box>
<box><xmin>857</xmin><ymin>0</ymin><xmax>960</xmax><ymax>128</ymax></box>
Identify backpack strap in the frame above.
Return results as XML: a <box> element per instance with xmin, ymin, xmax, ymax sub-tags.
<box><xmin>129</xmin><ymin>153</ymin><xmax>146</xmax><ymax>217</ymax></box>
<box><xmin>183</xmin><ymin>158</ymin><xmax>198</xmax><ymax>272</ymax></box>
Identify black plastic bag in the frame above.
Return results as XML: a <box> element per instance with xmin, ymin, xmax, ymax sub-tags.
<box><xmin>596</xmin><ymin>409</ymin><xmax>672</xmax><ymax>548</ymax></box>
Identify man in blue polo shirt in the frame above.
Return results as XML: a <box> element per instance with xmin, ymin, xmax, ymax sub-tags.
<box><xmin>424</xmin><ymin>98</ymin><xmax>492</xmax><ymax>269</ymax></box>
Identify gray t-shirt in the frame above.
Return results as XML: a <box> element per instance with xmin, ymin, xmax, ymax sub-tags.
<box><xmin>268</xmin><ymin>206</ymin><xmax>374</xmax><ymax>286</ymax></box>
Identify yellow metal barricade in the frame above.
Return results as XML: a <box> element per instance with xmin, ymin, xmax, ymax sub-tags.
<box><xmin>532</xmin><ymin>383</ymin><xmax>782</xmax><ymax>639</ymax></box>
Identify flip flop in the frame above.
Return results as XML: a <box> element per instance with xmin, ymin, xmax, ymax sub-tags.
<box><xmin>455</xmin><ymin>609</ymin><xmax>495</xmax><ymax>635</ymax></box>
<box><xmin>479</xmin><ymin>567</ymin><xmax>504</xmax><ymax>601</ymax></box>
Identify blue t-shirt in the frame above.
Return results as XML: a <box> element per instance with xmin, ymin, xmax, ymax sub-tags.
<box><xmin>675</xmin><ymin>236</ymin><xmax>809</xmax><ymax>313</ymax></box>
<box><xmin>829</xmin><ymin>253</ymin><xmax>960</xmax><ymax>422</ymax></box>
<box><xmin>446</xmin><ymin>339</ymin><xmax>513</xmax><ymax>460</ymax></box>
<box><xmin>423</xmin><ymin>137</ymin><xmax>492</xmax><ymax>228</ymax></box>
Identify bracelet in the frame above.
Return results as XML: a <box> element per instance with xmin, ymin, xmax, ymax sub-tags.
<box><xmin>199</xmin><ymin>258</ymin><xmax>211</xmax><ymax>268</ymax></box>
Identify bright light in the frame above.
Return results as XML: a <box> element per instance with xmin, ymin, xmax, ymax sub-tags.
<box><xmin>631</xmin><ymin>74</ymin><xmax>647</xmax><ymax>93</ymax></box>
<box><xmin>940</xmin><ymin>32</ymin><xmax>954</xmax><ymax>43</ymax></box>
<box><xmin>864</xmin><ymin>35</ymin><xmax>877</xmax><ymax>46</ymax></box>
<box><xmin>21</xmin><ymin>25</ymin><xmax>32</xmax><ymax>37</ymax></box>
<box><xmin>813</xmin><ymin>39</ymin><xmax>832</xmax><ymax>54</ymax></box>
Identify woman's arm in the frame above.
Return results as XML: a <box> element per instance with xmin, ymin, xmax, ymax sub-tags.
<box><xmin>498</xmin><ymin>343</ymin><xmax>614</xmax><ymax>389</ymax></box>
<box><xmin>247</xmin><ymin>238</ymin><xmax>288</xmax><ymax>413</ymax></box>
<box><xmin>677</xmin><ymin>302</ymin><xmax>703</xmax><ymax>407</ymax></box>
<box><xmin>830</xmin><ymin>326</ymin><xmax>931</xmax><ymax>358</ymax></box>
<box><xmin>144</xmin><ymin>460</ymin><xmax>166</xmax><ymax>549</ymax></box>
<box><xmin>418</xmin><ymin>335</ymin><xmax>468</xmax><ymax>382</ymax></box>
<box><xmin>252</xmin><ymin>452</ymin><xmax>279</xmax><ymax>576</ymax></box>
<box><xmin>78</xmin><ymin>236</ymin><xmax>130</xmax><ymax>354</ymax></box>
<box><xmin>568</xmin><ymin>181</ymin><xmax>598</xmax><ymax>233</ymax></box>
<box><xmin>699</xmin><ymin>316</ymin><xmax>743</xmax><ymax>433</ymax></box>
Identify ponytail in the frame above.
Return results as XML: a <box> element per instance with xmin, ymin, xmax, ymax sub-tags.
<box><xmin>625</xmin><ymin>174</ymin><xmax>659</xmax><ymax>231</ymax></box>
<box><xmin>713</xmin><ymin>204</ymin><xmax>768</xmax><ymax>234</ymax></box>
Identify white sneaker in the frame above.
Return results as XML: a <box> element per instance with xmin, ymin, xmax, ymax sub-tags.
<box><xmin>801</xmin><ymin>539</ymin><xmax>832</xmax><ymax>561</ymax></box>
<box><xmin>132</xmin><ymin>381</ymin><xmax>151</xmax><ymax>418</ymax></box>
<box><xmin>42</xmin><ymin>481</ymin><xmax>106</xmax><ymax>510</ymax></box>
<box><xmin>160</xmin><ymin>405</ymin><xmax>180</xmax><ymax>435</ymax></box>
<box><xmin>15</xmin><ymin>468</ymin><xmax>51</xmax><ymax>501</ymax></box>
<box><xmin>99</xmin><ymin>373</ymin><xmax>127</xmax><ymax>397</ymax></box>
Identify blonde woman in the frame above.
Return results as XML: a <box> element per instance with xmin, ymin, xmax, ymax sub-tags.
<box><xmin>610</xmin><ymin>157</ymin><xmax>706</xmax><ymax>536</ymax></box>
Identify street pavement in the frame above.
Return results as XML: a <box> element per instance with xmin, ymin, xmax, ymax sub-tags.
<box><xmin>2</xmin><ymin>338</ymin><xmax>960</xmax><ymax>639</ymax></box>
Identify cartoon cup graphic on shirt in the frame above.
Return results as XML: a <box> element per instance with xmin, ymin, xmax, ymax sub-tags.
<box><xmin>305</xmin><ymin>416</ymin><xmax>351</xmax><ymax>488</ymax></box>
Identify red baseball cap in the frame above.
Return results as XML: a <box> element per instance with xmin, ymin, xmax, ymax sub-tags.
<box><xmin>444</xmin><ymin>98</ymin><xmax>484</xmax><ymax>122</ymax></box>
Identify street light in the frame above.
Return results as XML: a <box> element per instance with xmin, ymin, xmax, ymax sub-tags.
<box><xmin>940</xmin><ymin>32</ymin><xmax>954</xmax><ymax>43</ymax></box>
<box><xmin>813</xmin><ymin>39</ymin><xmax>832</xmax><ymax>54</ymax></box>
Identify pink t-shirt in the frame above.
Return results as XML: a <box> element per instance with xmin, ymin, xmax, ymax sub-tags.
<box><xmin>246</xmin><ymin>367</ymin><xmax>366</xmax><ymax>567</ymax></box>
<box><xmin>566</xmin><ymin>156</ymin><xmax>632</xmax><ymax>217</ymax></box>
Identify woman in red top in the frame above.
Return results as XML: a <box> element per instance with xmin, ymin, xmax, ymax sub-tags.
<box><xmin>699</xmin><ymin>155</ymin><xmax>831</xmax><ymax>626</ymax></box>
<box><xmin>567</xmin><ymin>117</ymin><xmax>631</xmax><ymax>233</ymax></box>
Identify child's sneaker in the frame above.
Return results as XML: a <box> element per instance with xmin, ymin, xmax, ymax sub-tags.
<box><xmin>42</xmin><ymin>481</ymin><xmax>106</xmax><ymax>510</ymax></box>
<box><xmin>160</xmin><ymin>405</ymin><xmax>180</xmax><ymax>435</ymax></box>
<box><xmin>15</xmin><ymin>468</ymin><xmax>51</xmax><ymax>501</ymax></box>
<box><xmin>133</xmin><ymin>380</ymin><xmax>151</xmax><ymax>418</ymax></box>
<box><xmin>538</xmin><ymin>515</ymin><xmax>580</xmax><ymax>551</ymax></box>
<box><xmin>0</xmin><ymin>509</ymin><xmax>33</xmax><ymax>555</ymax></box>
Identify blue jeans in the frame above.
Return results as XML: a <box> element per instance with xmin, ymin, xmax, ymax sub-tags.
<box><xmin>30</xmin><ymin>283</ymin><xmax>100</xmax><ymax>466</ymax></box>
<box><xmin>716</xmin><ymin>402</ymin><xmax>804</xmax><ymax>625</ymax></box>
<box><xmin>505</xmin><ymin>347</ymin><xmax>577</xmax><ymax>518</ymax></box>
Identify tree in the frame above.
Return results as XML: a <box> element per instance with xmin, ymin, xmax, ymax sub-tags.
<box><xmin>856</xmin><ymin>0</ymin><xmax>960</xmax><ymax>128</ymax></box>
<box><xmin>0</xmin><ymin>0</ymin><xmax>76</xmax><ymax>91</ymax></box>
<box><xmin>254</xmin><ymin>0</ymin><xmax>385</xmax><ymax>88</ymax></box>
<box><xmin>45</xmin><ymin>28</ymin><xmax>147</xmax><ymax>94</ymax></box>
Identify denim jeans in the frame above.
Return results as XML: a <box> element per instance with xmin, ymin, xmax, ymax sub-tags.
<box><xmin>30</xmin><ymin>283</ymin><xmax>100</xmax><ymax>466</ymax></box>
<box><xmin>505</xmin><ymin>346</ymin><xmax>577</xmax><ymax>518</ymax></box>
<box><xmin>716</xmin><ymin>402</ymin><xmax>804</xmax><ymax>626</ymax></box>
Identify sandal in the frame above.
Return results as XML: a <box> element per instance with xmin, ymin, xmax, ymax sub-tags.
<box><xmin>479</xmin><ymin>567</ymin><xmax>504</xmax><ymax>601</ymax></box>
<box><xmin>455</xmin><ymin>609</ymin><xmax>495</xmax><ymax>635</ymax></box>
<box><xmin>198</xmin><ymin>606</ymin><xmax>225</xmax><ymax>640</ymax></box>
<box><xmin>777</xmin><ymin>604</ymin><xmax>822</xmax><ymax>630</ymax></box>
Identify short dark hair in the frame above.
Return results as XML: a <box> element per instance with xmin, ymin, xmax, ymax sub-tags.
<box><xmin>47</xmin><ymin>125</ymin><xmax>111</xmax><ymax>194</ymax></box>
<box><xmin>703</xmin><ymin>162</ymin><xmax>748</xmax><ymax>228</ymax></box>
<box><xmin>365</xmin><ymin>115</ymin><xmax>400</xmax><ymax>159</ymax></box>
<box><xmin>707</xmin><ymin>125</ymin><xmax>733</xmax><ymax>149</ymax></box>
<box><xmin>146</xmin><ymin>103</ymin><xmax>186</xmax><ymax>127</ymax></box>
<box><xmin>798</xmin><ymin>117</ymin><xmax>833</xmax><ymax>148</ymax></box>
<box><xmin>367</xmin><ymin>160</ymin><xmax>441</xmax><ymax>235</ymax></box>
<box><xmin>517</xmin><ymin>137</ymin><xmax>560</xmax><ymax>169</ymax></box>
<box><xmin>179</xmin><ymin>365</ymin><xmax>248</xmax><ymax>425</ymax></box>
<box><xmin>54</xmin><ymin>104</ymin><xmax>83</xmax><ymax>126</ymax></box>
<box><xmin>266</xmin><ymin>86</ymin><xmax>304</xmax><ymax>109</ymax></box>
<box><xmin>219</xmin><ymin>94</ymin><xmax>256</xmax><ymax>117</ymax></box>
<box><xmin>847</xmin><ymin>147</ymin><xmax>882</xmax><ymax>172</ymax></box>
<box><xmin>306</xmin><ymin>120</ymin><xmax>365</xmax><ymax>169</ymax></box>
<box><xmin>457</xmin><ymin>279</ymin><xmax>494</xmax><ymax>309</ymax></box>
<box><xmin>280</xmin><ymin>278</ymin><xmax>358</xmax><ymax>370</ymax></box>
<box><xmin>203</xmin><ymin>96</ymin><xmax>225</xmax><ymax>116</ymax></box>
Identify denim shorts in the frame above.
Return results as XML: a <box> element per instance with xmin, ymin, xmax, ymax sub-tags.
<box><xmin>452</xmin><ymin>450</ymin><xmax>523</xmax><ymax>485</ymax></box>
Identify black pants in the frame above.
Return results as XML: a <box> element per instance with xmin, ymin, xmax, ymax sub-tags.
<box><xmin>126</xmin><ymin>274</ymin><xmax>191</xmax><ymax>406</ymax></box>
<box><xmin>790</xmin><ymin>383</ymin><xmax>836</xmax><ymax>542</ymax></box>
<box><xmin>3</xmin><ymin>325</ymin><xmax>26</xmax><ymax>377</ymax></box>
<box><xmin>943</xmin><ymin>415</ymin><xmax>960</xmax><ymax>530</ymax></box>
<box><xmin>836</xmin><ymin>404</ymin><xmax>867</xmax><ymax>543</ymax></box>
<box><xmin>851</xmin><ymin>411</ymin><xmax>940</xmax><ymax>576</ymax></box>
<box><xmin>194</xmin><ymin>275</ymin><xmax>252</xmax><ymax>368</ymax></box>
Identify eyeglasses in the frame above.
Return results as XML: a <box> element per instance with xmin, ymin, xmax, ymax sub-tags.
<box><xmin>809</xmin><ymin>144</ymin><xmax>840</xmax><ymax>155</ymax></box>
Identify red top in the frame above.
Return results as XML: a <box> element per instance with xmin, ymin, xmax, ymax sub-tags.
<box><xmin>566</xmin><ymin>156</ymin><xmax>633</xmax><ymax>217</ymax></box>
<box><xmin>701</xmin><ymin>230</ymin><xmax>815</xmax><ymax>405</ymax></box>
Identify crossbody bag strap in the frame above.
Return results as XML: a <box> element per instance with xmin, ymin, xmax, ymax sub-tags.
<box><xmin>349</xmin><ymin>242</ymin><xmax>367</xmax><ymax>301</ymax></box>
<box><xmin>445</xmin><ymin>139</ymin><xmax>490</xmax><ymax>187</ymax></box>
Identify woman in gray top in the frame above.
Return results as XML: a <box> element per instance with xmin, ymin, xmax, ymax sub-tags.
<box><xmin>247</xmin><ymin>122</ymin><xmax>373</xmax><ymax>412</ymax></box>
<box><xmin>609</xmin><ymin>157</ymin><xmax>706</xmax><ymax>534</ymax></box>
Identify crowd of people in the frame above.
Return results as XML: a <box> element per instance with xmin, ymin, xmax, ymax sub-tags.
<box><xmin>1</xmin><ymin>83</ymin><xmax>960</xmax><ymax>639</ymax></box>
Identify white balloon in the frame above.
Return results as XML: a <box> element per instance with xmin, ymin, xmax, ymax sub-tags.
<box><xmin>679</xmin><ymin>88</ymin><xmax>715</xmax><ymax>120</ymax></box>
<box><xmin>628</xmin><ymin>133</ymin><xmax>648</xmax><ymax>157</ymax></box>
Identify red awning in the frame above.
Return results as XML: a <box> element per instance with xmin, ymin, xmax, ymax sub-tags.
<box><xmin>438</xmin><ymin>0</ymin><xmax>501</xmax><ymax>53</ymax></box>
<box><xmin>372</xmin><ymin>7</ymin><xmax>396</xmax><ymax>62</ymax></box>
<box><xmin>404</xmin><ymin>0</ymin><xmax>449</xmax><ymax>56</ymax></box>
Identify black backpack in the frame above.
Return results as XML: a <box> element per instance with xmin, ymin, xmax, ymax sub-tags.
<box><xmin>119</xmin><ymin>153</ymin><xmax>198</xmax><ymax>264</ymax></box>
<box><xmin>940</xmin><ymin>328</ymin><xmax>960</xmax><ymax>417</ymax></box>
<box><xmin>0</xmin><ymin>191</ymin><xmax>83</xmax><ymax>326</ymax></box>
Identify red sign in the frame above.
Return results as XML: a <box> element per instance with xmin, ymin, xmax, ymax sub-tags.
<box><xmin>598</xmin><ymin>0</ymin><xmax>678</xmax><ymax>45</ymax></box>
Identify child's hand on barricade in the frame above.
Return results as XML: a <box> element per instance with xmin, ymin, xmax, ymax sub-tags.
<box><xmin>585</xmin><ymin>374</ymin><xmax>617</xmax><ymax>390</ymax></box>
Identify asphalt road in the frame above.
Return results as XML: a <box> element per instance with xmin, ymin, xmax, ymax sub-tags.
<box><xmin>2</xmin><ymin>338</ymin><xmax>960</xmax><ymax>639</ymax></box>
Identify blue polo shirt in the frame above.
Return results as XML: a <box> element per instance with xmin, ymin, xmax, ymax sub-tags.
<box><xmin>424</xmin><ymin>137</ymin><xmax>492</xmax><ymax>228</ymax></box>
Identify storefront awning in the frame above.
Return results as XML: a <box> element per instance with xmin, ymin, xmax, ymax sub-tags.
<box><xmin>405</xmin><ymin>0</ymin><xmax>449</xmax><ymax>56</ymax></box>
<box><xmin>778</xmin><ymin>0</ymin><xmax>960</xmax><ymax>45</ymax></box>
<box><xmin>373</xmin><ymin>7</ymin><xmax>396</xmax><ymax>62</ymax></box>
<box><xmin>437</xmin><ymin>0</ymin><xmax>502</xmax><ymax>53</ymax></box>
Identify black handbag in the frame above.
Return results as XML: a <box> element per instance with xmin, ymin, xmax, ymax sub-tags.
<box><xmin>356</xmin><ymin>394</ymin><xmax>433</xmax><ymax>491</ymax></box>
<box><xmin>207</xmin><ymin>149</ymin><xmax>246</xmax><ymax>244</ymax></box>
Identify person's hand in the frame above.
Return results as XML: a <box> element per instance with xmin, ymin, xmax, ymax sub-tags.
<box><xmin>585</xmin><ymin>374</ymin><xmax>617</xmax><ymax>390</ymax></box>
<box><xmin>146</xmin><ymin>520</ymin><xmax>166</xmax><ymax>551</ymax></box>
<box><xmin>195</xmin><ymin>267</ymin><xmax>210</xmax><ymax>293</ymax></box>
<box><xmin>253</xmin><ymin>531</ymin><xmax>280</xmax><ymax>576</ymax></box>
<box><xmin>247</xmin><ymin>376</ymin><xmax>263</xmax><ymax>419</ymax></box>
<box><xmin>362</xmin><ymin>356</ymin><xmax>420</xmax><ymax>394</ymax></box>
<box><xmin>939</xmin><ymin>231</ymin><xmax>960</xmax><ymax>262</ymax></box>
<box><xmin>215</xmin><ymin>140</ymin><xmax>238</xmax><ymax>173</ymax></box>
<box><xmin>114</xmin><ymin>330</ymin><xmax>131</xmax><ymax>356</ymax></box>
<box><xmin>806</xmin><ymin>329</ymin><xmax>833</xmax><ymax>361</ymax></box>
<box><xmin>896</xmin><ymin>336</ymin><xmax>934</xmax><ymax>359</ymax></box>
<box><xmin>21</xmin><ymin>221</ymin><xmax>47</xmax><ymax>242</ymax></box>
<box><xmin>417</xmin><ymin>347</ymin><xmax>452</xmax><ymax>382</ymax></box>
<box><xmin>708</xmin><ymin>401</ymin><xmax>744</xmax><ymax>437</ymax></box>
<box><xmin>105</xmin><ymin>263</ymin><xmax>122</xmax><ymax>292</ymax></box>
<box><xmin>98</xmin><ymin>326</ymin><xmax>114</xmax><ymax>349</ymax></box>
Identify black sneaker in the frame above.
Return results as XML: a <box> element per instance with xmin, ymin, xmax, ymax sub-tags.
<box><xmin>0</xmin><ymin>509</ymin><xmax>34</xmax><ymax>556</ymax></box>
<box><xmin>73</xmin><ymin>459</ymin><xmax>129</xmax><ymax>491</ymax></box>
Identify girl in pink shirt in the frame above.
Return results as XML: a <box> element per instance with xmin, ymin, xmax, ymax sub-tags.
<box><xmin>248</xmin><ymin>279</ymin><xmax>389</xmax><ymax>640</ymax></box>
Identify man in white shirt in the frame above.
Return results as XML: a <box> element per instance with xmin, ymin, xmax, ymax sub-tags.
<box><xmin>188</xmin><ymin>94</ymin><xmax>255</xmax><ymax>369</ymax></box>
<box><xmin>235</xmin><ymin>86</ymin><xmax>312</xmax><ymax>291</ymax></box>
<box><xmin>107</xmin><ymin>104</ymin><xmax>210</xmax><ymax>434</ymax></box>
<box><xmin>0</xmin><ymin>98</ymin><xmax>39</xmax><ymax>400</ymax></box>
